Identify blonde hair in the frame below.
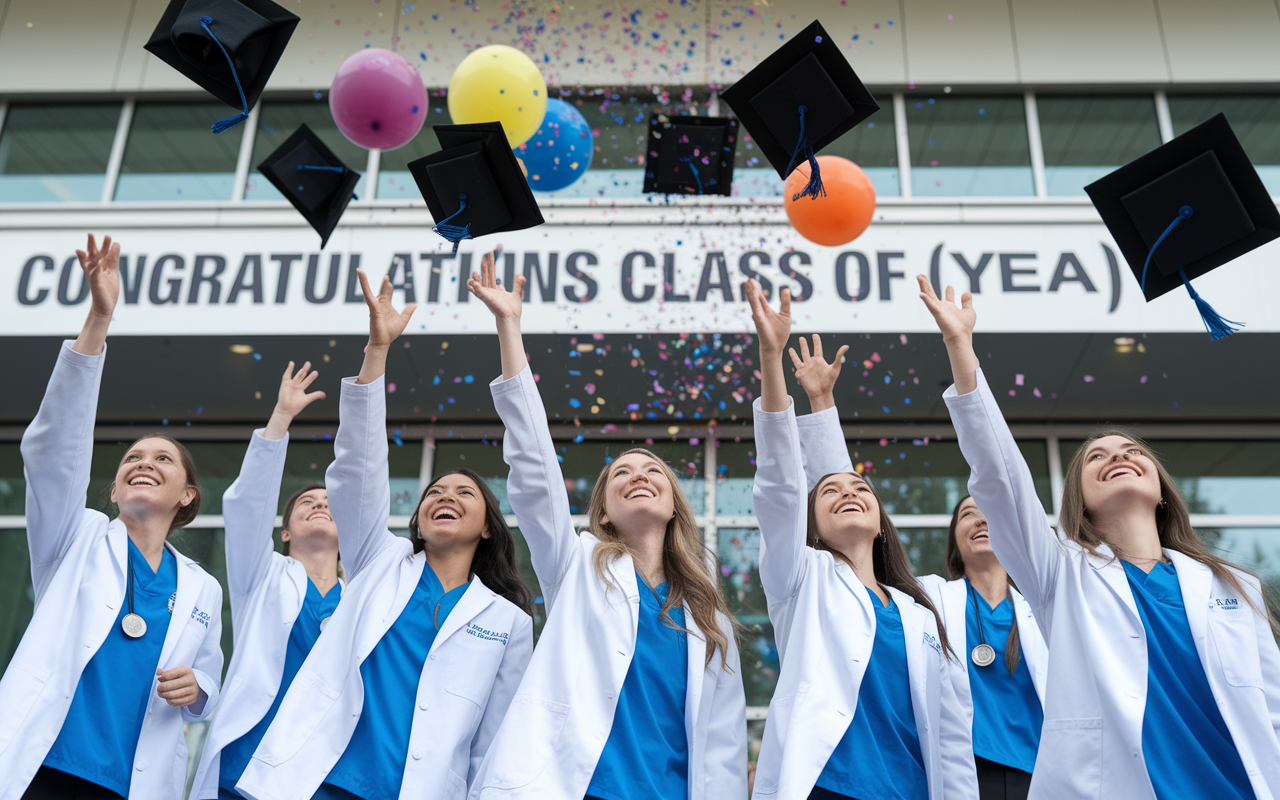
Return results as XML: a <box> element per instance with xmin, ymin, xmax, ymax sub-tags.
<box><xmin>587</xmin><ymin>448</ymin><xmax>737</xmax><ymax>668</ymax></box>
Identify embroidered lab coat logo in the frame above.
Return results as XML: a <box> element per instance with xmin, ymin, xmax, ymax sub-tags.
<box><xmin>465</xmin><ymin>622</ymin><xmax>510</xmax><ymax>645</ymax></box>
<box><xmin>190</xmin><ymin>607</ymin><xmax>212</xmax><ymax>628</ymax></box>
<box><xmin>1210</xmin><ymin>598</ymin><xmax>1240</xmax><ymax>610</ymax></box>
<box><xmin>923</xmin><ymin>631</ymin><xmax>942</xmax><ymax>655</ymax></box>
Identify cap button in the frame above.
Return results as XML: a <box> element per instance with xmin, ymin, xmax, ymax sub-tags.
<box><xmin>1179</xmin><ymin>205</ymin><xmax>1194</xmax><ymax>218</ymax></box>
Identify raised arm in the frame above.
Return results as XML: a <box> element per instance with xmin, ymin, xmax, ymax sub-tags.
<box><xmin>470</xmin><ymin>252</ymin><xmax>578</xmax><ymax>598</ymax></box>
<box><xmin>791</xmin><ymin>334</ymin><xmax>855</xmax><ymax>492</ymax></box>
<box><xmin>918</xmin><ymin>276</ymin><xmax>1062</xmax><ymax>614</ymax></box>
<box><xmin>224</xmin><ymin>362</ymin><xmax>326</xmax><ymax>617</ymax></box>
<box><xmin>21</xmin><ymin>234</ymin><xmax>119</xmax><ymax>598</ymax></box>
<box><xmin>326</xmin><ymin>270</ymin><xmax>416</xmax><ymax>578</ymax></box>
<box><xmin>746</xmin><ymin>280</ymin><xmax>811</xmax><ymax>603</ymax></box>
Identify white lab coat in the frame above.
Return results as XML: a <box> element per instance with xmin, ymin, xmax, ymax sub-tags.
<box><xmin>468</xmin><ymin>365</ymin><xmax>747</xmax><ymax>800</ymax></box>
<box><xmin>751</xmin><ymin>398</ymin><xmax>978</xmax><ymax>800</ymax></box>
<box><xmin>945</xmin><ymin>369</ymin><xmax>1280</xmax><ymax>800</ymax></box>
<box><xmin>794</xmin><ymin>405</ymin><xmax>1049</xmax><ymax>721</ymax></box>
<box><xmin>237</xmin><ymin>375</ymin><xmax>533</xmax><ymax>800</ymax></box>
<box><xmin>191</xmin><ymin>430</ymin><xmax>322</xmax><ymax>799</ymax></box>
<box><xmin>0</xmin><ymin>342</ymin><xmax>223</xmax><ymax>800</ymax></box>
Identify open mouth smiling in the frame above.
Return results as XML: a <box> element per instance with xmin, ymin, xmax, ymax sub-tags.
<box><xmin>625</xmin><ymin>486</ymin><xmax>656</xmax><ymax>500</ymax></box>
<box><xmin>1102</xmin><ymin>462</ymin><xmax>1142</xmax><ymax>481</ymax></box>
<box><xmin>834</xmin><ymin>499</ymin><xmax>866</xmax><ymax>514</ymax></box>
<box><xmin>127</xmin><ymin>475</ymin><xmax>159</xmax><ymax>487</ymax></box>
<box><xmin>431</xmin><ymin>507</ymin><xmax>460</xmax><ymax>521</ymax></box>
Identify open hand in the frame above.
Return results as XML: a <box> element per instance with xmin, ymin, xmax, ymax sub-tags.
<box><xmin>917</xmin><ymin>274</ymin><xmax>976</xmax><ymax>343</ymax></box>
<box><xmin>156</xmin><ymin>665</ymin><xmax>201</xmax><ymax>708</ymax></box>
<box><xmin>77</xmin><ymin>233</ymin><xmax>121</xmax><ymax>319</ymax></box>
<box><xmin>275</xmin><ymin>361</ymin><xmax>325</xmax><ymax>417</ymax></box>
<box><xmin>745</xmin><ymin>278</ymin><xmax>792</xmax><ymax>357</ymax></box>
<box><xmin>789</xmin><ymin>335</ymin><xmax>850</xmax><ymax>401</ymax></box>
<box><xmin>357</xmin><ymin>269</ymin><xmax>417</xmax><ymax>349</ymax></box>
<box><xmin>467</xmin><ymin>250</ymin><xmax>524</xmax><ymax>322</ymax></box>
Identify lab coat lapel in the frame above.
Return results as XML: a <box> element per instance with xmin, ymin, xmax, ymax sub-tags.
<box><xmin>107</xmin><ymin>518</ymin><xmax>128</xmax><ymax>584</ymax></box>
<box><xmin>890</xmin><ymin>588</ymin><xmax>933</xmax><ymax>749</ymax></box>
<box><xmin>430</xmin><ymin>576</ymin><xmax>499</xmax><ymax>653</ymax></box>
<box><xmin>1010</xmin><ymin>587</ymin><xmax>1048</xmax><ymax>701</ymax></box>
<box><xmin>1167</xmin><ymin>550</ymin><xmax>1213</xmax><ymax>666</ymax></box>
<box><xmin>943</xmin><ymin>579</ymin><xmax>968</xmax><ymax>654</ymax></box>
<box><xmin>159</xmin><ymin>543</ymin><xmax>200</xmax><ymax>666</ymax></box>
<box><xmin>684</xmin><ymin>602</ymin><xmax>707</xmax><ymax>739</ymax></box>
<box><xmin>1087</xmin><ymin>542</ymin><xmax>1142</xmax><ymax>627</ymax></box>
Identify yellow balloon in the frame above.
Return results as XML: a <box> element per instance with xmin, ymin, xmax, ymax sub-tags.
<box><xmin>448</xmin><ymin>45</ymin><xmax>548</xmax><ymax>147</ymax></box>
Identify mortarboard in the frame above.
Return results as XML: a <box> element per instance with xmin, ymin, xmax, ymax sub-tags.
<box><xmin>1085</xmin><ymin>113</ymin><xmax>1280</xmax><ymax>339</ymax></box>
<box><xmin>720</xmin><ymin>19</ymin><xmax>879</xmax><ymax>201</ymax></box>
<box><xmin>642</xmin><ymin>114</ymin><xmax>738</xmax><ymax>196</ymax></box>
<box><xmin>408</xmin><ymin>122</ymin><xmax>544</xmax><ymax>255</ymax></box>
<box><xmin>256</xmin><ymin>123</ymin><xmax>360</xmax><ymax>249</ymax></box>
<box><xmin>144</xmin><ymin>0</ymin><xmax>300</xmax><ymax>133</ymax></box>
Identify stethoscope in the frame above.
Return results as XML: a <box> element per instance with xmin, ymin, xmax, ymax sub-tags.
<box><xmin>121</xmin><ymin>555</ymin><xmax>176</xmax><ymax>639</ymax></box>
<box><xmin>967</xmin><ymin>579</ymin><xmax>997</xmax><ymax>667</ymax></box>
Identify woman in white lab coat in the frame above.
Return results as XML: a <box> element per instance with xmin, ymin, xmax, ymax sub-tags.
<box><xmin>0</xmin><ymin>234</ymin><xmax>223</xmax><ymax>800</ymax></box>
<box><xmin>235</xmin><ymin>269</ymin><xmax>534</xmax><ymax>800</ymax></box>
<box><xmin>465</xmin><ymin>252</ymin><xmax>747</xmax><ymax>800</ymax></box>
<box><xmin>784</xmin><ymin>336</ymin><xmax>1048</xmax><ymax>800</ymax></box>
<box><xmin>746</xmin><ymin>280</ymin><xmax>977</xmax><ymax>800</ymax></box>
<box><xmin>192</xmin><ymin>361</ymin><xmax>343</xmax><ymax>800</ymax></box>
<box><xmin>918</xmin><ymin>274</ymin><xmax>1280</xmax><ymax>800</ymax></box>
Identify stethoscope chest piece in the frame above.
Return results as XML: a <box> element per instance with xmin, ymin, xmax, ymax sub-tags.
<box><xmin>971</xmin><ymin>643</ymin><xmax>996</xmax><ymax>667</ymax></box>
<box><xmin>320</xmin><ymin>615</ymin><xmax>332</xmax><ymax>632</ymax></box>
<box><xmin>122</xmin><ymin>612</ymin><xmax>147</xmax><ymax>639</ymax></box>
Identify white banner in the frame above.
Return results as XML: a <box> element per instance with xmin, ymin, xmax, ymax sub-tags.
<box><xmin>4</xmin><ymin>224</ymin><xmax>1278</xmax><ymax>335</ymax></box>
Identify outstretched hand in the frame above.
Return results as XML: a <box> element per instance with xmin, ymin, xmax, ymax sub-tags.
<box><xmin>916</xmin><ymin>274</ymin><xmax>976</xmax><ymax>343</ymax></box>
<box><xmin>745</xmin><ymin>278</ymin><xmax>792</xmax><ymax>357</ymax></box>
<box><xmin>276</xmin><ymin>361</ymin><xmax>326</xmax><ymax>416</ymax></box>
<box><xmin>77</xmin><ymin>233</ymin><xmax>121</xmax><ymax>319</ymax></box>
<box><xmin>358</xmin><ymin>268</ymin><xmax>417</xmax><ymax>349</ymax></box>
<box><xmin>467</xmin><ymin>250</ymin><xmax>525</xmax><ymax>323</ymax></box>
<box><xmin>790</xmin><ymin>335</ymin><xmax>849</xmax><ymax>408</ymax></box>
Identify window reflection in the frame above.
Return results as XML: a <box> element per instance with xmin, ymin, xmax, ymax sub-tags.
<box><xmin>1168</xmin><ymin>94</ymin><xmax>1280</xmax><ymax>195</ymax></box>
<box><xmin>115</xmin><ymin>102</ymin><xmax>242</xmax><ymax>201</ymax></box>
<box><xmin>0</xmin><ymin>104</ymin><xmax>119</xmax><ymax>202</ymax></box>
<box><xmin>906</xmin><ymin>95</ymin><xmax>1033</xmax><ymax>197</ymax></box>
<box><xmin>736</xmin><ymin>115</ymin><xmax>900</xmax><ymax>199</ymax></box>
<box><xmin>375</xmin><ymin>93</ymin><xmax>453</xmax><ymax>200</ymax></box>
<box><xmin>1037</xmin><ymin>95</ymin><xmax>1162</xmax><ymax>196</ymax></box>
<box><xmin>246</xmin><ymin>101</ymin><xmax>369</xmax><ymax>200</ymax></box>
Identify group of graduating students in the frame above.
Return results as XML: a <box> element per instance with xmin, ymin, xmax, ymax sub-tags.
<box><xmin>2</xmin><ymin>234</ymin><xmax>1278</xmax><ymax>800</ymax></box>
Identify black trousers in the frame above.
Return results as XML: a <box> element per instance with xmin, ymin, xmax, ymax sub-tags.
<box><xmin>975</xmin><ymin>756</ymin><xmax>1032</xmax><ymax>800</ymax></box>
<box><xmin>21</xmin><ymin>768</ymin><xmax>125</xmax><ymax>800</ymax></box>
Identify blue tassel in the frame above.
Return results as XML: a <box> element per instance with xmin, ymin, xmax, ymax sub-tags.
<box><xmin>1140</xmin><ymin>205</ymin><xmax>1243</xmax><ymax>340</ymax></box>
<box><xmin>297</xmin><ymin>165</ymin><xmax>345</xmax><ymax>173</ymax></box>
<box><xmin>432</xmin><ymin>194</ymin><xmax>471</xmax><ymax>256</ymax></box>
<box><xmin>784</xmin><ymin>105</ymin><xmax>825</xmax><ymax>201</ymax></box>
<box><xmin>680</xmin><ymin>156</ymin><xmax>703</xmax><ymax>195</ymax></box>
<box><xmin>200</xmin><ymin>16</ymin><xmax>250</xmax><ymax>134</ymax></box>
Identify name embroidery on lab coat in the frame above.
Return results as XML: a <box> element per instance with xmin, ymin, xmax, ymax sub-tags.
<box><xmin>190</xmin><ymin>607</ymin><xmax>212</xmax><ymax>628</ymax></box>
<box><xmin>923</xmin><ymin>631</ymin><xmax>942</xmax><ymax>655</ymax></box>
<box><xmin>465</xmin><ymin>622</ymin><xmax>510</xmax><ymax>644</ymax></box>
<box><xmin>1209</xmin><ymin>598</ymin><xmax>1241</xmax><ymax>611</ymax></box>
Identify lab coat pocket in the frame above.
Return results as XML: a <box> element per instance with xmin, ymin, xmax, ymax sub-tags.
<box><xmin>484</xmin><ymin>694</ymin><xmax>571</xmax><ymax>790</ymax></box>
<box><xmin>1208</xmin><ymin>605</ymin><xmax>1263</xmax><ymax>688</ymax></box>
<box><xmin>256</xmin><ymin>668</ymin><xmax>341</xmax><ymax>766</ymax></box>
<box><xmin>444</xmin><ymin>635</ymin><xmax>500</xmax><ymax>706</ymax></box>
<box><xmin>0</xmin><ymin>659</ymin><xmax>49</xmax><ymax>751</ymax></box>
<box><xmin>445</xmin><ymin>769</ymin><xmax>468</xmax><ymax>799</ymax></box>
<box><xmin>1036</xmin><ymin>718</ymin><xmax>1102</xmax><ymax>799</ymax></box>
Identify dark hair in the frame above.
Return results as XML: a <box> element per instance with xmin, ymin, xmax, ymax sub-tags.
<box><xmin>281</xmin><ymin>483</ymin><xmax>326</xmax><ymax>557</ymax></box>
<box><xmin>408</xmin><ymin>468</ymin><xmax>533</xmax><ymax>615</ymax></box>
<box><xmin>1062</xmin><ymin>428</ymin><xmax>1276</xmax><ymax>634</ymax></box>
<box><xmin>808</xmin><ymin>472</ymin><xmax>955</xmax><ymax>661</ymax></box>
<box><xmin>111</xmin><ymin>434</ymin><xmax>202</xmax><ymax>532</ymax></box>
<box><xmin>946</xmin><ymin>496</ymin><xmax>1021</xmax><ymax>676</ymax></box>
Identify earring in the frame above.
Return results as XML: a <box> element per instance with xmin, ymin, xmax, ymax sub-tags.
<box><xmin>1158</xmin><ymin>497</ymin><xmax>1167</xmax><ymax>508</ymax></box>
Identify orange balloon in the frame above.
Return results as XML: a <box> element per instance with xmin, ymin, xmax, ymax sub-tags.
<box><xmin>784</xmin><ymin>156</ymin><xmax>876</xmax><ymax>246</ymax></box>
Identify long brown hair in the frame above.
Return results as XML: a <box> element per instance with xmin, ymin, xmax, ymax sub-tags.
<box><xmin>110</xmin><ymin>434</ymin><xmax>201</xmax><ymax>532</ymax></box>
<box><xmin>807</xmin><ymin>472</ymin><xmax>956</xmax><ymax>661</ymax></box>
<box><xmin>946</xmin><ymin>496</ymin><xmax>1021</xmax><ymax>676</ymax></box>
<box><xmin>587</xmin><ymin>448</ymin><xmax>736</xmax><ymax>669</ymax></box>
<box><xmin>408</xmin><ymin>468</ymin><xmax>534</xmax><ymax>615</ymax></box>
<box><xmin>1062</xmin><ymin>428</ymin><xmax>1276</xmax><ymax>632</ymax></box>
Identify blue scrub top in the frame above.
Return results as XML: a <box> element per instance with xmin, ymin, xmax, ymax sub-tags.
<box><xmin>220</xmin><ymin>577</ymin><xmax>342</xmax><ymax>796</ymax></box>
<box><xmin>816</xmin><ymin>587</ymin><xmax>929</xmax><ymax>800</ymax></box>
<box><xmin>964</xmin><ymin>580</ymin><xmax>1043</xmax><ymax>774</ymax></box>
<box><xmin>44</xmin><ymin>538</ymin><xmax>177</xmax><ymax>797</ymax></box>
<box><xmin>322</xmin><ymin>562</ymin><xmax>468</xmax><ymax>800</ymax></box>
<box><xmin>586</xmin><ymin>571</ymin><xmax>690</xmax><ymax>800</ymax></box>
<box><xmin>1122</xmin><ymin>560</ymin><xmax>1253</xmax><ymax>800</ymax></box>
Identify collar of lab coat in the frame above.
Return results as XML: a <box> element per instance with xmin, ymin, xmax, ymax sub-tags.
<box><xmin>1165</xmin><ymin>549</ymin><xmax>1213</xmax><ymax>668</ymax></box>
<box><xmin>429</xmin><ymin>568</ymin><xmax>501</xmax><ymax>655</ymax></box>
<box><xmin>1083</xmin><ymin>540</ymin><xmax>1144</xmax><ymax>627</ymax></box>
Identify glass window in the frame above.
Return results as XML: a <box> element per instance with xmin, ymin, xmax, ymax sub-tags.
<box><xmin>245</xmin><ymin>101</ymin><xmax>369</xmax><ymax>200</ymax></box>
<box><xmin>736</xmin><ymin>115</ymin><xmax>900</xmax><ymax>199</ymax></box>
<box><xmin>0</xmin><ymin>531</ymin><xmax>36</xmax><ymax>675</ymax></box>
<box><xmin>1168</xmin><ymin>94</ymin><xmax>1280</xmax><ymax>195</ymax></box>
<box><xmin>0</xmin><ymin>444</ymin><xmax>22</xmax><ymax>516</ymax></box>
<box><xmin>0</xmin><ymin>103</ymin><xmax>120</xmax><ymax>202</ymax></box>
<box><xmin>906</xmin><ymin>95</ymin><xmax>1033</xmax><ymax>197</ymax></box>
<box><xmin>375</xmin><ymin>93</ymin><xmax>453</xmax><ymax>200</ymax></box>
<box><xmin>716</xmin><ymin>440</ymin><xmax>756</xmax><ymax>516</ymax></box>
<box><xmin>114</xmin><ymin>102</ymin><xmax>243</xmax><ymax>201</ymax></box>
<box><xmin>1201</xmin><ymin>527</ymin><xmax>1280</xmax><ymax>624</ymax></box>
<box><xmin>1037</xmin><ymin>95</ymin><xmax>1162</xmax><ymax>197</ymax></box>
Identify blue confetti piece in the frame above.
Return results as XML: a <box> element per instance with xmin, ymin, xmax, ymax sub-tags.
<box><xmin>253</xmin><ymin>353</ymin><xmax>262</xmax><ymax>360</ymax></box>
<box><xmin>464</xmin><ymin>375</ymin><xmax>474</xmax><ymax>383</ymax></box>
<box><xmin>881</xmin><ymin>406</ymin><xmax>891</xmax><ymax>413</ymax></box>
<box><xmin>569</xmin><ymin>398</ymin><xmax>581</xmax><ymax>408</ymax></box>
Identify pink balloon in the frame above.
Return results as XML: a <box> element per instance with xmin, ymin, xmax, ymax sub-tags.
<box><xmin>329</xmin><ymin>48</ymin><xmax>427</xmax><ymax>151</ymax></box>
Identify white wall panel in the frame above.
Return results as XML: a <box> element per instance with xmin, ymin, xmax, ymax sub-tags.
<box><xmin>1011</xmin><ymin>0</ymin><xmax>1171</xmax><ymax>83</ymax></box>
<box><xmin>902</xmin><ymin>0</ymin><xmax>1020</xmax><ymax>84</ymax></box>
<box><xmin>1157</xmin><ymin>0</ymin><xmax>1280</xmax><ymax>82</ymax></box>
<box><xmin>266</xmin><ymin>0</ymin><xmax>391</xmax><ymax>91</ymax></box>
<box><xmin>709</xmin><ymin>0</ymin><xmax>906</xmax><ymax>87</ymax></box>
<box><xmin>0</xmin><ymin>0</ymin><xmax>136</xmax><ymax>92</ymax></box>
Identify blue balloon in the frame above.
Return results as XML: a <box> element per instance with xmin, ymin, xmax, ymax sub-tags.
<box><xmin>516</xmin><ymin>98</ymin><xmax>593</xmax><ymax>192</ymax></box>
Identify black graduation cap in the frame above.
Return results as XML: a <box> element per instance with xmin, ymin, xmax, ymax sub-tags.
<box><xmin>642</xmin><ymin>115</ymin><xmax>738</xmax><ymax>196</ymax></box>
<box><xmin>408</xmin><ymin>122</ymin><xmax>544</xmax><ymax>255</ymax></box>
<box><xmin>1085</xmin><ymin>113</ymin><xmax>1280</xmax><ymax>339</ymax></box>
<box><xmin>144</xmin><ymin>0</ymin><xmax>299</xmax><ymax>133</ymax></box>
<box><xmin>256</xmin><ymin>124</ymin><xmax>360</xmax><ymax>249</ymax></box>
<box><xmin>720</xmin><ymin>19</ymin><xmax>879</xmax><ymax>200</ymax></box>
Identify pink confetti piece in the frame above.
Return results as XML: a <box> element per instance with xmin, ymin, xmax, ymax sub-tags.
<box><xmin>1015</xmin><ymin>373</ymin><xmax>1024</xmax><ymax>385</ymax></box>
